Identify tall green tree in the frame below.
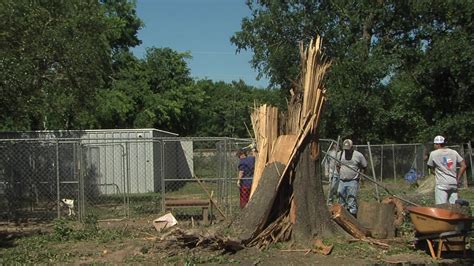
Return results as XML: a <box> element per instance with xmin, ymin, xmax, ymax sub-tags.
<box><xmin>0</xmin><ymin>0</ymin><xmax>142</xmax><ymax>130</ymax></box>
<box><xmin>137</xmin><ymin>47</ymin><xmax>205</xmax><ymax>135</ymax></box>
<box><xmin>193</xmin><ymin>79</ymin><xmax>285</xmax><ymax>137</ymax></box>
<box><xmin>232</xmin><ymin>0</ymin><xmax>473</xmax><ymax>143</ymax></box>
<box><xmin>385</xmin><ymin>1</ymin><xmax>474</xmax><ymax>142</ymax></box>
<box><xmin>101</xmin><ymin>0</ymin><xmax>143</xmax><ymax>52</ymax></box>
<box><xmin>96</xmin><ymin>48</ymin><xmax>206</xmax><ymax>136</ymax></box>
<box><xmin>96</xmin><ymin>51</ymin><xmax>146</xmax><ymax>128</ymax></box>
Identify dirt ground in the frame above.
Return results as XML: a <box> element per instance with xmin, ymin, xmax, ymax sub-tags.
<box><xmin>1</xmin><ymin>185</ymin><xmax>474</xmax><ymax>264</ymax></box>
<box><xmin>1</xmin><ymin>214</ymin><xmax>472</xmax><ymax>265</ymax></box>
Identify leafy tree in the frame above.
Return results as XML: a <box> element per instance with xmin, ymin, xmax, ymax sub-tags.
<box><xmin>193</xmin><ymin>79</ymin><xmax>285</xmax><ymax>137</ymax></box>
<box><xmin>139</xmin><ymin>48</ymin><xmax>204</xmax><ymax>135</ymax></box>
<box><xmin>96</xmin><ymin>51</ymin><xmax>145</xmax><ymax>128</ymax></box>
<box><xmin>0</xmin><ymin>0</ymin><xmax>142</xmax><ymax>130</ymax></box>
<box><xmin>232</xmin><ymin>0</ymin><xmax>473</xmax><ymax>143</ymax></box>
<box><xmin>96</xmin><ymin>48</ymin><xmax>206</xmax><ymax>136</ymax></box>
<box><xmin>1</xmin><ymin>0</ymin><xmax>106</xmax><ymax>129</ymax></box>
<box><xmin>386</xmin><ymin>1</ymin><xmax>474</xmax><ymax>142</ymax></box>
<box><xmin>101</xmin><ymin>0</ymin><xmax>143</xmax><ymax>52</ymax></box>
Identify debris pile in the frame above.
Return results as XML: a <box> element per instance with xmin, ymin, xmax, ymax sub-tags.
<box><xmin>159</xmin><ymin>228</ymin><xmax>244</xmax><ymax>253</ymax></box>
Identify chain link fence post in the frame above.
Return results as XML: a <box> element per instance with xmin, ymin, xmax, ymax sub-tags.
<box><xmin>160</xmin><ymin>140</ymin><xmax>165</xmax><ymax>213</ymax></box>
<box><xmin>56</xmin><ymin>140</ymin><xmax>60</xmax><ymax>219</ymax></box>
<box><xmin>469</xmin><ymin>141</ymin><xmax>474</xmax><ymax>183</ymax></box>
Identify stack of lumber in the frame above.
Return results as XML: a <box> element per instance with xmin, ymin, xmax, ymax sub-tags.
<box><xmin>245</xmin><ymin>36</ymin><xmax>330</xmax><ymax>248</ymax></box>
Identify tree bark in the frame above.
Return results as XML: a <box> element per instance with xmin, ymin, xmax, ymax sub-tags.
<box><xmin>292</xmin><ymin>138</ymin><xmax>342</xmax><ymax>242</ymax></box>
<box><xmin>235</xmin><ymin>139</ymin><xmax>344</xmax><ymax>245</ymax></box>
<box><xmin>236</xmin><ymin>162</ymin><xmax>286</xmax><ymax>242</ymax></box>
<box><xmin>358</xmin><ymin>201</ymin><xmax>395</xmax><ymax>239</ymax></box>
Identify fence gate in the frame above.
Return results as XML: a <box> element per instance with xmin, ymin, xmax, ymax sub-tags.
<box><xmin>80</xmin><ymin>143</ymin><xmax>128</xmax><ymax>221</ymax></box>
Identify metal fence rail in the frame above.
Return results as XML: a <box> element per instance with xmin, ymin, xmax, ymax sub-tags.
<box><xmin>0</xmin><ymin>136</ymin><xmax>472</xmax><ymax>222</ymax></box>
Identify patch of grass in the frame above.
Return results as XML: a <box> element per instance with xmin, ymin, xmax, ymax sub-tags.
<box><xmin>331</xmin><ymin>240</ymin><xmax>380</xmax><ymax>259</ymax></box>
<box><xmin>165</xmin><ymin>181</ymin><xmax>219</xmax><ymax>198</ymax></box>
<box><xmin>0</xmin><ymin>217</ymin><xmax>131</xmax><ymax>264</ymax></box>
<box><xmin>0</xmin><ymin>234</ymin><xmax>73</xmax><ymax>264</ymax></box>
<box><xmin>384</xmin><ymin>243</ymin><xmax>418</xmax><ymax>256</ymax></box>
<box><xmin>268</xmin><ymin>241</ymin><xmax>285</xmax><ymax>250</ymax></box>
<box><xmin>459</xmin><ymin>188</ymin><xmax>474</xmax><ymax>203</ymax></box>
<box><xmin>165</xmin><ymin>254</ymin><xmax>182</xmax><ymax>263</ymax></box>
<box><xmin>49</xmin><ymin>215</ymin><xmax>128</xmax><ymax>242</ymax></box>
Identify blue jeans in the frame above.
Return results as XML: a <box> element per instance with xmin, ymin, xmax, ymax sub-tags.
<box><xmin>338</xmin><ymin>179</ymin><xmax>359</xmax><ymax>215</ymax></box>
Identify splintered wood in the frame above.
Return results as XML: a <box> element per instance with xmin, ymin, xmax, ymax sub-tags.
<box><xmin>247</xmin><ymin>210</ymin><xmax>292</xmax><ymax>249</ymax></box>
<box><xmin>246</xmin><ymin>36</ymin><xmax>330</xmax><ymax>248</ymax></box>
<box><xmin>329</xmin><ymin>204</ymin><xmax>369</xmax><ymax>239</ymax></box>
<box><xmin>249</xmin><ymin>104</ymin><xmax>278</xmax><ymax>199</ymax></box>
<box><xmin>159</xmin><ymin>228</ymin><xmax>244</xmax><ymax>253</ymax></box>
<box><xmin>250</xmin><ymin>37</ymin><xmax>329</xmax><ymax>198</ymax></box>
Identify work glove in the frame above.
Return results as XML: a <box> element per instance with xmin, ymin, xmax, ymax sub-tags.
<box><xmin>237</xmin><ymin>179</ymin><xmax>241</xmax><ymax>187</ymax></box>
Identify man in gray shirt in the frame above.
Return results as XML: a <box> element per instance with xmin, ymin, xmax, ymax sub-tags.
<box><xmin>337</xmin><ymin>139</ymin><xmax>367</xmax><ymax>217</ymax></box>
<box><xmin>427</xmin><ymin>135</ymin><xmax>467</xmax><ymax>204</ymax></box>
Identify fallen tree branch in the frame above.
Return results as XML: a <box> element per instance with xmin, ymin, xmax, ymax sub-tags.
<box><xmin>159</xmin><ymin>228</ymin><xmax>244</xmax><ymax>253</ymax></box>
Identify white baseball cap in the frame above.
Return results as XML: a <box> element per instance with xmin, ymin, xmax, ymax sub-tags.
<box><xmin>342</xmin><ymin>139</ymin><xmax>353</xmax><ymax>150</ymax></box>
<box><xmin>433</xmin><ymin>135</ymin><xmax>445</xmax><ymax>144</ymax></box>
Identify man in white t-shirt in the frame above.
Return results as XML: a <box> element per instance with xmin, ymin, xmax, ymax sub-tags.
<box><xmin>337</xmin><ymin>139</ymin><xmax>367</xmax><ymax>217</ymax></box>
<box><xmin>427</xmin><ymin>135</ymin><xmax>467</xmax><ymax>204</ymax></box>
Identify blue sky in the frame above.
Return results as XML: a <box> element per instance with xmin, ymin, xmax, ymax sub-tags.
<box><xmin>131</xmin><ymin>0</ymin><xmax>269</xmax><ymax>88</ymax></box>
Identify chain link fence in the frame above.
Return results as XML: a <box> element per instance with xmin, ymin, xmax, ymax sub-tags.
<box><xmin>353</xmin><ymin>143</ymin><xmax>473</xmax><ymax>183</ymax></box>
<box><xmin>0</xmin><ymin>135</ymin><xmax>252</xmax><ymax>222</ymax></box>
<box><xmin>0</xmin><ymin>139</ymin><xmax>80</xmax><ymax>222</ymax></box>
<box><xmin>1</xmin><ymin>133</ymin><xmax>472</xmax><ymax>223</ymax></box>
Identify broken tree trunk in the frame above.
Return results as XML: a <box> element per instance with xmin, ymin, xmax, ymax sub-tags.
<box><xmin>236</xmin><ymin>162</ymin><xmax>286</xmax><ymax>242</ymax></box>
<box><xmin>237</xmin><ymin>142</ymin><xmax>342</xmax><ymax>247</ymax></box>
<box><xmin>292</xmin><ymin>138</ymin><xmax>342</xmax><ymax>241</ymax></box>
<box><xmin>235</xmin><ymin>35</ymin><xmax>345</xmax><ymax>248</ymax></box>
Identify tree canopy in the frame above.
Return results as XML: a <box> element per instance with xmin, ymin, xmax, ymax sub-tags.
<box><xmin>0</xmin><ymin>0</ymin><xmax>143</xmax><ymax>130</ymax></box>
<box><xmin>232</xmin><ymin>0</ymin><xmax>473</xmax><ymax>143</ymax></box>
<box><xmin>1</xmin><ymin>0</ymin><xmax>472</xmax><ymax>142</ymax></box>
<box><xmin>0</xmin><ymin>0</ymin><xmax>281</xmax><ymax>137</ymax></box>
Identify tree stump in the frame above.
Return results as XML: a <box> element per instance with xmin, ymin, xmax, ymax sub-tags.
<box><xmin>358</xmin><ymin>201</ymin><xmax>395</xmax><ymax>239</ymax></box>
<box><xmin>235</xmin><ymin>140</ymin><xmax>344</xmax><ymax>246</ymax></box>
<box><xmin>292</xmin><ymin>141</ymin><xmax>342</xmax><ymax>242</ymax></box>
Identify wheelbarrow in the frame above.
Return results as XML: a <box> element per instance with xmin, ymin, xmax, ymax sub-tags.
<box><xmin>407</xmin><ymin>206</ymin><xmax>474</xmax><ymax>259</ymax></box>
